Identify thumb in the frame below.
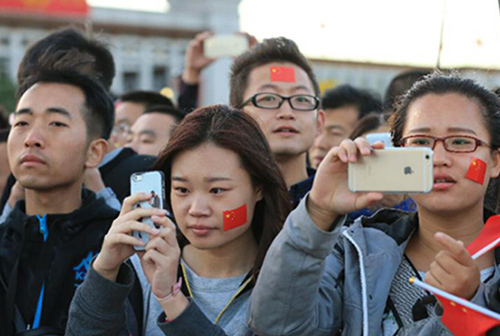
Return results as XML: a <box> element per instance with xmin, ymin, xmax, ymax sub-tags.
<box><xmin>354</xmin><ymin>192</ymin><xmax>384</xmax><ymax>210</ymax></box>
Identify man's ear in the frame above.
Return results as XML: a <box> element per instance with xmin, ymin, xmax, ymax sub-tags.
<box><xmin>85</xmin><ymin>139</ymin><xmax>108</xmax><ymax>169</ymax></box>
<box><xmin>316</xmin><ymin>109</ymin><xmax>325</xmax><ymax>136</ymax></box>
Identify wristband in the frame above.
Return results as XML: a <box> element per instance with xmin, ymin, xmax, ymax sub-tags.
<box><xmin>155</xmin><ymin>277</ymin><xmax>183</xmax><ymax>303</ymax></box>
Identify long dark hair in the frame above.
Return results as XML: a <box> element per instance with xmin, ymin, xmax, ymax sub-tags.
<box><xmin>154</xmin><ymin>104</ymin><xmax>292</xmax><ymax>280</ymax></box>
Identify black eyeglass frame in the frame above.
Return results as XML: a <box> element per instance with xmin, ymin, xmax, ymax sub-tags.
<box><xmin>239</xmin><ymin>92</ymin><xmax>320</xmax><ymax>111</ymax></box>
<box><xmin>400</xmin><ymin>134</ymin><xmax>490</xmax><ymax>153</ymax></box>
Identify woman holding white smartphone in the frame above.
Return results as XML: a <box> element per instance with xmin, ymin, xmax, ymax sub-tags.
<box><xmin>249</xmin><ymin>73</ymin><xmax>500</xmax><ymax>335</ymax></box>
<box><xmin>67</xmin><ymin>105</ymin><xmax>291</xmax><ymax>335</ymax></box>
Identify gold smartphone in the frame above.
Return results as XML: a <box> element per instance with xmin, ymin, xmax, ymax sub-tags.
<box><xmin>348</xmin><ymin>148</ymin><xmax>433</xmax><ymax>193</ymax></box>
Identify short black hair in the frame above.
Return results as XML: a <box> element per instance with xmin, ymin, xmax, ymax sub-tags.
<box><xmin>18</xmin><ymin>27</ymin><xmax>115</xmax><ymax>90</ymax></box>
<box><xmin>0</xmin><ymin>106</ymin><xmax>9</xmax><ymax>129</ymax></box>
<box><xmin>322</xmin><ymin>84</ymin><xmax>382</xmax><ymax>120</ymax></box>
<box><xmin>143</xmin><ymin>105</ymin><xmax>184</xmax><ymax>123</ymax></box>
<box><xmin>383</xmin><ymin>69</ymin><xmax>431</xmax><ymax>112</ymax></box>
<box><xmin>0</xmin><ymin>128</ymin><xmax>9</xmax><ymax>143</ymax></box>
<box><xmin>120</xmin><ymin>91</ymin><xmax>174</xmax><ymax>109</ymax></box>
<box><xmin>230</xmin><ymin>37</ymin><xmax>319</xmax><ymax>107</ymax></box>
<box><xmin>17</xmin><ymin>70</ymin><xmax>114</xmax><ymax>141</ymax></box>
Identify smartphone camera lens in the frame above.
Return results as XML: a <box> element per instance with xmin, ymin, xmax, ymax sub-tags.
<box><xmin>132</xmin><ymin>174</ymin><xmax>143</xmax><ymax>182</ymax></box>
<box><xmin>425</xmin><ymin>155</ymin><xmax>430</xmax><ymax>159</ymax></box>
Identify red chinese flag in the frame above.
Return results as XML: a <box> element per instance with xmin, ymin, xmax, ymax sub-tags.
<box><xmin>223</xmin><ymin>204</ymin><xmax>247</xmax><ymax>231</ymax></box>
<box><xmin>465</xmin><ymin>157</ymin><xmax>487</xmax><ymax>185</ymax></box>
<box><xmin>435</xmin><ymin>293</ymin><xmax>500</xmax><ymax>336</ymax></box>
<box><xmin>467</xmin><ymin>215</ymin><xmax>500</xmax><ymax>256</ymax></box>
<box><xmin>270</xmin><ymin>66</ymin><xmax>295</xmax><ymax>83</ymax></box>
<box><xmin>0</xmin><ymin>0</ymin><xmax>88</xmax><ymax>17</ymax></box>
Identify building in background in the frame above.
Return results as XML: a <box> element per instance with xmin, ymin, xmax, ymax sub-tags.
<box><xmin>0</xmin><ymin>0</ymin><xmax>240</xmax><ymax>107</ymax></box>
<box><xmin>1</xmin><ymin>0</ymin><xmax>500</xmax><ymax>112</ymax></box>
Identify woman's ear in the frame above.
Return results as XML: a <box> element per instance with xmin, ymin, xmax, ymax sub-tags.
<box><xmin>255</xmin><ymin>185</ymin><xmax>264</xmax><ymax>202</ymax></box>
<box><xmin>85</xmin><ymin>139</ymin><xmax>108</xmax><ymax>169</ymax></box>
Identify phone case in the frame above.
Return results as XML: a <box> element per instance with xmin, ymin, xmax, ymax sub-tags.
<box><xmin>204</xmin><ymin>35</ymin><xmax>249</xmax><ymax>58</ymax></box>
<box><xmin>348</xmin><ymin>147</ymin><xmax>433</xmax><ymax>193</ymax></box>
<box><xmin>130</xmin><ymin>171</ymin><xmax>165</xmax><ymax>250</ymax></box>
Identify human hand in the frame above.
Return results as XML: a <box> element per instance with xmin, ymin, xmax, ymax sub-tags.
<box><xmin>93</xmin><ymin>192</ymin><xmax>167</xmax><ymax>281</ymax></box>
<box><xmin>307</xmin><ymin>138</ymin><xmax>384</xmax><ymax>231</ymax></box>
<box><xmin>139</xmin><ymin>216</ymin><xmax>180</xmax><ymax>298</ymax></box>
<box><xmin>83</xmin><ymin>167</ymin><xmax>105</xmax><ymax>193</ymax></box>
<box><xmin>8</xmin><ymin>181</ymin><xmax>25</xmax><ymax>208</ymax></box>
<box><xmin>425</xmin><ymin>232</ymin><xmax>480</xmax><ymax>300</ymax></box>
<box><xmin>182</xmin><ymin>31</ymin><xmax>216</xmax><ymax>84</ymax></box>
<box><xmin>139</xmin><ymin>217</ymin><xmax>189</xmax><ymax>319</ymax></box>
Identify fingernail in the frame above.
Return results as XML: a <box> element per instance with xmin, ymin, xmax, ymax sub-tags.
<box><xmin>350</xmin><ymin>154</ymin><xmax>357</xmax><ymax>161</ymax></box>
<box><xmin>151</xmin><ymin>228</ymin><xmax>160</xmax><ymax>235</ymax></box>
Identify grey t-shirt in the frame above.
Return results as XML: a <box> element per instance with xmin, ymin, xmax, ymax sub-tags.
<box><xmin>131</xmin><ymin>255</ymin><xmax>252</xmax><ymax>336</ymax></box>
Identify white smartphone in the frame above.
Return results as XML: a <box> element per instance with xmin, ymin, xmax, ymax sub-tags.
<box><xmin>130</xmin><ymin>171</ymin><xmax>165</xmax><ymax>250</ymax></box>
<box><xmin>366</xmin><ymin>132</ymin><xmax>393</xmax><ymax>147</ymax></box>
<box><xmin>348</xmin><ymin>147</ymin><xmax>433</xmax><ymax>193</ymax></box>
<box><xmin>204</xmin><ymin>34</ymin><xmax>249</xmax><ymax>58</ymax></box>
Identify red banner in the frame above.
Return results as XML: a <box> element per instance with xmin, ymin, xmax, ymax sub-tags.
<box><xmin>0</xmin><ymin>0</ymin><xmax>88</xmax><ymax>18</ymax></box>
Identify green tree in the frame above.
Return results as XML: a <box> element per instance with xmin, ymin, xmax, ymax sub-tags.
<box><xmin>0</xmin><ymin>72</ymin><xmax>16</xmax><ymax>115</ymax></box>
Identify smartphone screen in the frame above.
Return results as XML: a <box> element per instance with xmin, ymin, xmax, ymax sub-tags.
<box><xmin>130</xmin><ymin>171</ymin><xmax>165</xmax><ymax>250</ymax></box>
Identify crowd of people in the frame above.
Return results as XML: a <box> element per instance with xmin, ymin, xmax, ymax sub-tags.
<box><xmin>0</xmin><ymin>25</ymin><xmax>499</xmax><ymax>336</ymax></box>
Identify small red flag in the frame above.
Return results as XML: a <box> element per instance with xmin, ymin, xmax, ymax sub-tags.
<box><xmin>223</xmin><ymin>204</ymin><xmax>247</xmax><ymax>231</ymax></box>
<box><xmin>270</xmin><ymin>66</ymin><xmax>295</xmax><ymax>83</ymax></box>
<box><xmin>467</xmin><ymin>215</ymin><xmax>500</xmax><ymax>258</ymax></box>
<box><xmin>410</xmin><ymin>277</ymin><xmax>500</xmax><ymax>336</ymax></box>
<box><xmin>465</xmin><ymin>157</ymin><xmax>487</xmax><ymax>185</ymax></box>
<box><xmin>435</xmin><ymin>293</ymin><xmax>500</xmax><ymax>336</ymax></box>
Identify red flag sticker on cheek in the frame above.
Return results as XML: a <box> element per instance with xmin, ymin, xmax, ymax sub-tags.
<box><xmin>270</xmin><ymin>66</ymin><xmax>295</xmax><ymax>83</ymax></box>
<box><xmin>223</xmin><ymin>204</ymin><xmax>247</xmax><ymax>231</ymax></box>
<box><xmin>465</xmin><ymin>157</ymin><xmax>487</xmax><ymax>185</ymax></box>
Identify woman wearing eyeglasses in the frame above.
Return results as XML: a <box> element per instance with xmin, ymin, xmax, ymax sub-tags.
<box><xmin>248</xmin><ymin>73</ymin><xmax>500</xmax><ymax>335</ymax></box>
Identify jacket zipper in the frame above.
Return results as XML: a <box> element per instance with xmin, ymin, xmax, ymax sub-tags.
<box><xmin>343</xmin><ymin>231</ymin><xmax>369</xmax><ymax>336</ymax></box>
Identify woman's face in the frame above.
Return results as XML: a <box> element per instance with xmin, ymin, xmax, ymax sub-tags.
<box><xmin>403</xmin><ymin>93</ymin><xmax>500</xmax><ymax>214</ymax></box>
<box><xmin>170</xmin><ymin>142</ymin><xmax>262</xmax><ymax>250</ymax></box>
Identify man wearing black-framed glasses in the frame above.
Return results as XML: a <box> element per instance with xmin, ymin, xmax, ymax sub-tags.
<box><xmin>230</xmin><ymin>37</ymin><xmax>325</xmax><ymax>207</ymax></box>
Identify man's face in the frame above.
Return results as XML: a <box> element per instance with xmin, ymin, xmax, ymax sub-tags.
<box><xmin>241</xmin><ymin>62</ymin><xmax>323</xmax><ymax>159</ymax></box>
<box><xmin>111</xmin><ymin>102</ymin><xmax>145</xmax><ymax>148</ymax></box>
<box><xmin>125</xmin><ymin>112</ymin><xmax>178</xmax><ymax>156</ymax></box>
<box><xmin>309</xmin><ymin>105</ymin><xmax>360</xmax><ymax>168</ymax></box>
<box><xmin>8</xmin><ymin>82</ymin><xmax>92</xmax><ymax>191</ymax></box>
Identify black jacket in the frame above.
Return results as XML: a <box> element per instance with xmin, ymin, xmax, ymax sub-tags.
<box><xmin>0</xmin><ymin>188</ymin><xmax>119</xmax><ymax>335</ymax></box>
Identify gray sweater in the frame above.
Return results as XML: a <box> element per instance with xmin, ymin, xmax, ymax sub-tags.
<box><xmin>249</xmin><ymin>196</ymin><xmax>500</xmax><ymax>336</ymax></box>
<box><xmin>67</xmin><ymin>258</ymin><xmax>255</xmax><ymax>336</ymax></box>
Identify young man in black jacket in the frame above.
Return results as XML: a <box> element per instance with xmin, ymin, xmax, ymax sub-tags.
<box><xmin>0</xmin><ymin>69</ymin><xmax>120</xmax><ymax>335</ymax></box>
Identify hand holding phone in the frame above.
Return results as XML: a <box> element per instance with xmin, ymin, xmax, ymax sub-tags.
<box><xmin>131</xmin><ymin>171</ymin><xmax>166</xmax><ymax>250</ymax></box>
<box><xmin>93</xmin><ymin>192</ymin><xmax>167</xmax><ymax>281</ymax></box>
<box><xmin>307</xmin><ymin>138</ymin><xmax>386</xmax><ymax>231</ymax></box>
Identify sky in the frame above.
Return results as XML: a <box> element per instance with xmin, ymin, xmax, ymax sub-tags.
<box><xmin>87</xmin><ymin>0</ymin><xmax>500</xmax><ymax>69</ymax></box>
